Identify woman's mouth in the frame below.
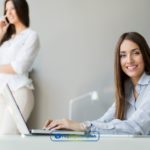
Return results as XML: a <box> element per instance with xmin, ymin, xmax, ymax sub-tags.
<box><xmin>126</xmin><ymin>65</ymin><xmax>137</xmax><ymax>71</ymax></box>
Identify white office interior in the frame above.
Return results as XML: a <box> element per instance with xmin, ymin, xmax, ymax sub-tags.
<box><xmin>0</xmin><ymin>0</ymin><xmax>150</xmax><ymax>130</ymax></box>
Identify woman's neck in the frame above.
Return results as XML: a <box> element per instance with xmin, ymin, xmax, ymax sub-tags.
<box><xmin>14</xmin><ymin>22</ymin><xmax>27</xmax><ymax>34</ymax></box>
<box><xmin>133</xmin><ymin>87</ymin><xmax>138</xmax><ymax>101</ymax></box>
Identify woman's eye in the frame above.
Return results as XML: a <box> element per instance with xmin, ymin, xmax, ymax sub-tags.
<box><xmin>120</xmin><ymin>54</ymin><xmax>126</xmax><ymax>58</ymax></box>
<box><xmin>133</xmin><ymin>51</ymin><xmax>140</xmax><ymax>55</ymax></box>
<box><xmin>5</xmin><ymin>6</ymin><xmax>15</xmax><ymax>12</ymax></box>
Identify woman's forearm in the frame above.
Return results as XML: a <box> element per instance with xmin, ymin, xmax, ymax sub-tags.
<box><xmin>0</xmin><ymin>64</ymin><xmax>16</xmax><ymax>74</ymax></box>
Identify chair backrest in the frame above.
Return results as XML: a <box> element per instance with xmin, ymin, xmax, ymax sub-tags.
<box><xmin>69</xmin><ymin>96</ymin><xmax>107</xmax><ymax>122</ymax></box>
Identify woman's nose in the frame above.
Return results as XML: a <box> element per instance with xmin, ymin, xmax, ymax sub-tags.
<box><xmin>126</xmin><ymin>55</ymin><xmax>134</xmax><ymax>63</ymax></box>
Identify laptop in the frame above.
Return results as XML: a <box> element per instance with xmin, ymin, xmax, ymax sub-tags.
<box><xmin>3</xmin><ymin>84</ymin><xmax>85</xmax><ymax>136</ymax></box>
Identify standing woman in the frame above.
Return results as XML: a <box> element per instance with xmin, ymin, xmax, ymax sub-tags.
<box><xmin>44</xmin><ymin>32</ymin><xmax>150</xmax><ymax>135</ymax></box>
<box><xmin>0</xmin><ymin>0</ymin><xmax>40</xmax><ymax>134</ymax></box>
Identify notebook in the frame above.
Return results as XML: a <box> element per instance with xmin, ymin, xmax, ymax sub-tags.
<box><xmin>3</xmin><ymin>84</ymin><xmax>85</xmax><ymax>136</ymax></box>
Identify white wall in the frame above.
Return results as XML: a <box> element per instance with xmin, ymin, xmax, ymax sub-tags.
<box><xmin>1</xmin><ymin>0</ymin><xmax>150</xmax><ymax>128</ymax></box>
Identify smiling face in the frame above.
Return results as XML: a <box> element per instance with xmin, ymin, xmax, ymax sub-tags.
<box><xmin>5</xmin><ymin>0</ymin><xmax>20</xmax><ymax>25</ymax></box>
<box><xmin>120</xmin><ymin>40</ymin><xmax>145</xmax><ymax>85</ymax></box>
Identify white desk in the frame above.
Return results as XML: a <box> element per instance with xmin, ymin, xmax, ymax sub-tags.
<box><xmin>0</xmin><ymin>135</ymin><xmax>150</xmax><ymax>150</ymax></box>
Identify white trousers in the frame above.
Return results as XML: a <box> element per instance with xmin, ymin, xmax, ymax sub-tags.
<box><xmin>0</xmin><ymin>87</ymin><xmax>34</xmax><ymax>134</ymax></box>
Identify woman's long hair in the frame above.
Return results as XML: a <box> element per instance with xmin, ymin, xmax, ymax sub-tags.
<box><xmin>0</xmin><ymin>0</ymin><xmax>30</xmax><ymax>45</ymax></box>
<box><xmin>114</xmin><ymin>32</ymin><xmax>150</xmax><ymax>119</ymax></box>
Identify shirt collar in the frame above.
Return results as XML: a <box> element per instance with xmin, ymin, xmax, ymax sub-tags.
<box><xmin>125</xmin><ymin>72</ymin><xmax>150</xmax><ymax>104</ymax></box>
<box><xmin>125</xmin><ymin>72</ymin><xmax>150</xmax><ymax>88</ymax></box>
<box><xmin>137</xmin><ymin>72</ymin><xmax>150</xmax><ymax>86</ymax></box>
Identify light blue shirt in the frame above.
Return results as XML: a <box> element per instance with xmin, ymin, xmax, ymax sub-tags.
<box><xmin>84</xmin><ymin>73</ymin><xmax>150</xmax><ymax>135</ymax></box>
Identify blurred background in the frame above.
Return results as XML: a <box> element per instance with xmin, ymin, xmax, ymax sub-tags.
<box><xmin>1</xmin><ymin>0</ymin><xmax>150</xmax><ymax>128</ymax></box>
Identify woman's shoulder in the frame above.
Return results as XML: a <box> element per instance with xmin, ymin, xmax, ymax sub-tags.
<box><xmin>26</xmin><ymin>28</ymin><xmax>38</xmax><ymax>36</ymax></box>
<box><xmin>22</xmin><ymin>28</ymin><xmax>39</xmax><ymax>42</ymax></box>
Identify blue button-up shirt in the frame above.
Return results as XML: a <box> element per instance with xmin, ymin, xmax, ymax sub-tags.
<box><xmin>84</xmin><ymin>73</ymin><xmax>150</xmax><ymax>135</ymax></box>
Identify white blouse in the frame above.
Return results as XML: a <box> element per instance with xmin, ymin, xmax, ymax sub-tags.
<box><xmin>0</xmin><ymin>28</ymin><xmax>40</xmax><ymax>91</ymax></box>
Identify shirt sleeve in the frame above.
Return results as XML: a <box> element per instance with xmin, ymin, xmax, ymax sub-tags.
<box><xmin>96</xmin><ymin>103</ymin><xmax>115</xmax><ymax>122</ymax></box>
<box><xmin>11</xmin><ymin>32</ymin><xmax>40</xmax><ymax>74</ymax></box>
<box><xmin>83</xmin><ymin>103</ymin><xmax>115</xmax><ymax>130</ymax></box>
<box><xmin>86</xmin><ymin>99</ymin><xmax>150</xmax><ymax>135</ymax></box>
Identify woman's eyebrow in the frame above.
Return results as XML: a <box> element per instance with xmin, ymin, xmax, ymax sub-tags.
<box><xmin>120</xmin><ymin>48</ymin><xmax>139</xmax><ymax>53</ymax></box>
<box><xmin>131</xmin><ymin>48</ymin><xmax>140</xmax><ymax>52</ymax></box>
<box><xmin>120</xmin><ymin>51</ymin><xmax>126</xmax><ymax>54</ymax></box>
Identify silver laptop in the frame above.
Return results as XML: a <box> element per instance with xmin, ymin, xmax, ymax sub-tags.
<box><xmin>4</xmin><ymin>84</ymin><xmax>85</xmax><ymax>136</ymax></box>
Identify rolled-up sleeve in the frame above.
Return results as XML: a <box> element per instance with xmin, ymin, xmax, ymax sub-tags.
<box><xmin>11</xmin><ymin>32</ymin><xmax>40</xmax><ymax>74</ymax></box>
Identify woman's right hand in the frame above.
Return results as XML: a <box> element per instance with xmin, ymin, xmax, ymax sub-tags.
<box><xmin>0</xmin><ymin>17</ymin><xmax>9</xmax><ymax>39</ymax></box>
<box><xmin>43</xmin><ymin>119</ymin><xmax>53</xmax><ymax>129</ymax></box>
<box><xmin>43</xmin><ymin>119</ymin><xmax>86</xmax><ymax>131</ymax></box>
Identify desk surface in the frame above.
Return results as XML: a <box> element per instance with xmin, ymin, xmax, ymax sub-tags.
<box><xmin>0</xmin><ymin>135</ymin><xmax>150</xmax><ymax>150</ymax></box>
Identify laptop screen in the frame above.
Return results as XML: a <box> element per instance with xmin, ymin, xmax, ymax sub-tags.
<box><xmin>3</xmin><ymin>84</ymin><xmax>85</xmax><ymax>136</ymax></box>
<box><xmin>4</xmin><ymin>84</ymin><xmax>30</xmax><ymax>134</ymax></box>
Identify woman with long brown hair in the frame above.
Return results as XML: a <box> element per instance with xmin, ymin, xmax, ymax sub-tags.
<box><xmin>44</xmin><ymin>32</ymin><xmax>150</xmax><ymax>135</ymax></box>
<box><xmin>0</xmin><ymin>0</ymin><xmax>39</xmax><ymax>134</ymax></box>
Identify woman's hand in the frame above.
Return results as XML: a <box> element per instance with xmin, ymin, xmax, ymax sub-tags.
<box><xmin>0</xmin><ymin>16</ymin><xmax>9</xmax><ymax>40</ymax></box>
<box><xmin>43</xmin><ymin>119</ymin><xmax>86</xmax><ymax>131</ymax></box>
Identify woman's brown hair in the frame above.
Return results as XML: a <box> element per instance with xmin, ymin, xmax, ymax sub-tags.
<box><xmin>114</xmin><ymin>32</ymin><xmax>150</xmax><ymax>119</ymax></box>
<box><xmin>0</xmin><ymin>0</ymin><xmax>29</xmax><ymax>45</ymax></box>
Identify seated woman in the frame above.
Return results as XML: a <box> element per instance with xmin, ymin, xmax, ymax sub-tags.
<box><xmin>44</xmin><ymin>32</ymin><xmax>150</xmax><ymax>135</ymax></box>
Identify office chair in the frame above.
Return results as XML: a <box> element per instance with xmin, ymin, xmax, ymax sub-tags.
<box><xmin>68</xmin><ymin>91</ymin><xmax>107</xmax><ymax>122</ymax></box>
